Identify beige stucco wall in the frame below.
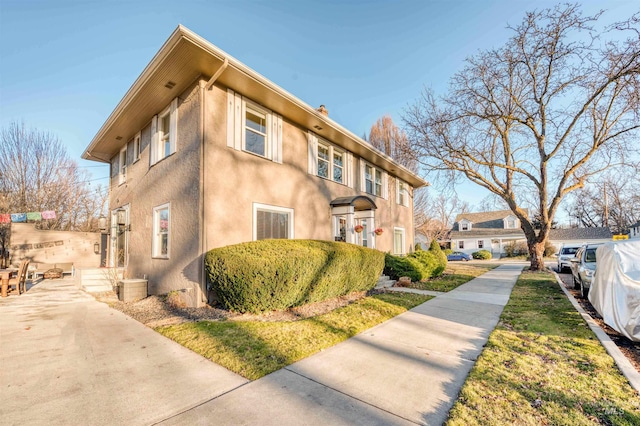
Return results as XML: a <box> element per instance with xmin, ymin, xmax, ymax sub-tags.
<box><xmin>108</xmin><ymin>82</ymin><xmax>204</xmax><ymax>306</ymax></box>
<box><xmin>202</xmin><ymin>82</ymin><xmax>415</xmax><ymax>254</ymax></box>
<box><xmin>10</xmin><ymin>223</ymin><xmax>101</xmax><ymax>268</ymax></box>
<box><xmin>105</xmin><ymin>78</ymin><xmax>416</xmax><ymax>307</ymax></box>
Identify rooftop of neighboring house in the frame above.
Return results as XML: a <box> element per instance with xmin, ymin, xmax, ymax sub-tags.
<box><xmin>548</xmin><ymin>227</ymin><xmax>613</xmax><ymax>241</ymax></box>
<box><xmin>452</xmin><ymin>209</ymin><xmax>528</xmax><ymax>231</ymax></box>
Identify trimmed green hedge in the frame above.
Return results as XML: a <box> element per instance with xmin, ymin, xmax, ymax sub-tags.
<box><xmin>384</xmin><ymin>239</ymin><xmax>447</xmax><ymax>282</ymax></box>
<box><xmin>205</xmin><ymin>240</ymin><xmax>384</xmax><ymax>313</ymax></box>
<box><xmin>472</xmin><ymin>249</ymin><xmax>492</xmax><ymax>260</ymax></box>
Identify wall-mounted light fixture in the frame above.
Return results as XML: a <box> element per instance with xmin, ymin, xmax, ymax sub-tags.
<box><xmin>98</xmin><ymin>215</ymin><xmax>108</xmax><ymax>233</ymax></box>
<box><xmin>116</xmin><ymin>209</ymin><xmax>127</xmax><ymax>226</ymax></box>
<box><xmin>94</xmin><ymin>242</ymin><xmax>100</xmax><ymax>254</ymax></box>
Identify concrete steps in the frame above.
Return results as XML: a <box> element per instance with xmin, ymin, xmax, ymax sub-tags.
<box><xmin>77</xmin><ymin>268</ymin><xmax>123</xmax><ymax>293</ymax></box>
<box><xmin>375</xmin><ymin>274</ymin><xmax>396</xmax><ymax>289</ymax></box>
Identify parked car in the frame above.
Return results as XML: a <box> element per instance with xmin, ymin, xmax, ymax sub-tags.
<box><xmin>569</xmin><ymin>243</ymin><xmax>603</xmax><ymax>298</ymax></box>
<box><xmin>447</xmin><ymin>252</ymin><xmax>472</xmax><ymax>261</ymax></box>
<box><xmin>556</xmin><ymin>244</ymin><xmax>581</xmax><ymax>272</ymax></box>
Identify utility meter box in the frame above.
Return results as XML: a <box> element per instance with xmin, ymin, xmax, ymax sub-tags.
<box><xmin>118</xmin><ymin>279</ymin><xmax>148</xmax><ymax>302</ymax></box>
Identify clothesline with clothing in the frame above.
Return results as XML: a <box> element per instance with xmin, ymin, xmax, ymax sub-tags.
<box><xmin>0</xmin><ymin>211</ymin><xmax>57</xmax><ymax>223</ymax></box>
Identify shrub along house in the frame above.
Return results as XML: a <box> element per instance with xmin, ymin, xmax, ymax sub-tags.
<box><xmin>83</xmin><ymin>26</ymin><xmax>427</xmax><ymax>307</ymax></box>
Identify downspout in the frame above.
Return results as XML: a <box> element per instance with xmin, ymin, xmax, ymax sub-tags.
<box><xmin>199</xmin><ymin>58</ymin><xmax>229</xmax><ymax>304</ymax></box>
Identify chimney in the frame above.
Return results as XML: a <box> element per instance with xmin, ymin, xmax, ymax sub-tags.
<box><xmin>317</xmin><ymin>105</ymin><xmax>328</xmax><ymax>116</ymax></box>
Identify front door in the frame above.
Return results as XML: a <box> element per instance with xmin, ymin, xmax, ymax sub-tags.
<box><xmin>356</xmin><ymin>218</ymin><xmax>369</xmax><ymax>247</ymax></box>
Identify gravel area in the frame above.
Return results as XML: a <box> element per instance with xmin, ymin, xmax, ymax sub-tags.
<box><xmin>96</xmin><ymin>290</ymin><xmax>370</xmax><ymax>328</ymax></box>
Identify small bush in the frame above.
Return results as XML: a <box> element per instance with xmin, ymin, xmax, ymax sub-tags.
<box><xmin>415</xmin><ymin>243</ymin><xmax>423</xmax><ymax>251</ymax></box>
<box><xmin>544</xmin><ymin>241</ymin><xmax>557</xmax><ymax>257</ymax></box>
<box><xmin>443</xmin><ymin>248</ymin><xmax>453</xmax><ymax>256</ymax></box>
<box><xmin>384</xmin><ymin>253</ymin><xmax>428</xmax><ymax>282</ymax></box>
<box><xmin>504</xmin><ymin>241</ymin><xmax>529</xmax><ymax>257</ymax></box>
<box><xmin>386</xmin><ymin>239</ymin><xmax>447</xmax><ymax>282</ymax></box>
<box><xmin>472</xmin><ymin>250</ymin><xmax>492</xmax><ymax>260</ymax></box>
<box><xmin>205</xmin><ymin>240</ymin><xmax>384</xmax><ymax>313</ymax></box>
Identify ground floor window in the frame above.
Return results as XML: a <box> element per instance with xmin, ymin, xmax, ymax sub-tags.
<box><xmin>478</xmin><ymin>240</ymin><xmax>484</xmax><ymax>249</ymax></box>
<box><xmin>152</xmin><ymin>203</ymin><xmax>170</xmax><ymax>258</ymax></box>
<box><xmin>253</xmin><ymin>203</ymin><xmax>294</xmax><ymax>240</ymax></box>
<box><xmin>394</xmin><ymin>227</ymin><xmax>405</xmax><ymax>255</ymax></box>
<box><xmin>458</xmin><ymin>241</ymin><xmax>464</xmax><ymax>249</ymax></box>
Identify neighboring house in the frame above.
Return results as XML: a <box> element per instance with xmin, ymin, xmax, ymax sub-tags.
<box><xmin>547</xmin><ymin>227</ymin><xmax>613</xmax><ymax>252</ymax></box>
<box><xmin>450</xmin><ymin>210</ymin><xmax>613</xmax><ymax>257</ymax></box>
<box><xmin>83</xmin><ymin>26</ymin><xmax>427</xmax><ymax>307</ymax></box>
<box><xmin>450</xmin><ymin>210</ymin><xmax>527</xmax><ymax>257</ymax></box>
<box><xmin>630</xmin><ymin>221</ymin><xmax>640</xmax><ymax>239</ymax></box>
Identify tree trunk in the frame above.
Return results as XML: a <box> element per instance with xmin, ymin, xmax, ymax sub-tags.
<box><xmin>528</xmin><ymin>239</ymin><xmax>546</xmax><ymax>270</ymax></box>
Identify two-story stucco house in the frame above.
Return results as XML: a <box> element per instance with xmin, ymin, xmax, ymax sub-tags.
<box><xmin>83</xmin><ymin>26</ymin><xmax>427</xmax><ymax>307</ymax></box>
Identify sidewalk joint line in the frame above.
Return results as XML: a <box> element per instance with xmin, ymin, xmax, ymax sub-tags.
<box><xmin>283</xmin><ymin>367</ymin><xmax>423</xmax><ymax>425</ymax></box>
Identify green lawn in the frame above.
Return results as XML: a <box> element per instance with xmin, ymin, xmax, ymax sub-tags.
<box><xmin>446</xmin><ymin>271</ymin><xmax>640</xmax><ymax>425</ymax></box>
<box><xmin>156</xmin><ymin>292</ymin><xmax>431</xmax><ymax>380</ymax></box>
<box><xmin>408</xmin><ymin>262</ymin><xmax>499</xmax><ymax>292</ymax></box>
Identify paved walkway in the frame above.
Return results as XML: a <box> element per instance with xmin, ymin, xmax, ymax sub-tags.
<box><xmin>1</xmin><ymin>264</ymin><xmax>524</xmax><ymax>425</ymax></box>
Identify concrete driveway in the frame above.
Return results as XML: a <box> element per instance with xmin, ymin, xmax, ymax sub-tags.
<box><xmin>0</xmin><ymin>278</ymin><xmax>247</xmax><ymax>425</ymax></box>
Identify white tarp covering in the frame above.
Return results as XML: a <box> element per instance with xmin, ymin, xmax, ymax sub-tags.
<box><xmin>589</xmin><ymin>239</ymin><xmax>640</xmax><ymax>342</ymax></box>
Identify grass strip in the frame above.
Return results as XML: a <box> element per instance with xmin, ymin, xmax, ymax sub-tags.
<box><xmin>156</xmin><ymin>292</ymin><xmax>431</xmax><ymax>380</ymax></box>
<box><xmin>446</xmin><ymin>271</ymin><xmax>640</xmax><ymax>425</ymax></box>
<box><xmin>409</xmin><ymin>262</ymin><xmax>499</xmax><ymax>292</ymax></box>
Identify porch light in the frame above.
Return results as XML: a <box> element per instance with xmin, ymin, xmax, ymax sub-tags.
<box><xmin>98</xmin><ymin>215</ymin><xmax>108</xmax><ymax>232</ymax></box>
<box><xmin>116</xmin><ymin>209</ymin><xmax>127</xmax><ymax>225</ymax></box>
<box><xmin>94</xmin><ymin>242</ymin><xmax>100</xmax><ymax>254</ymax></box>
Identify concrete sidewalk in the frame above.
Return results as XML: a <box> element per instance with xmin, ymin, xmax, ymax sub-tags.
<box><xmin>1</xmin><ymin>264</ymin><xmax>523</xmax><ymax>426</ymax></box>
<box><xmin>161</xmin><ymin>263</ymin><xmax>523</xmax><ymax>425</ymax></box>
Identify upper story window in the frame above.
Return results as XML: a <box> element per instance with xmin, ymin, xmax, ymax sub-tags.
<box><xmin>460</xmin><ymin>220</ymin><xmax>471</xmax><ymax>231</ymax></box>
<box><xmin>151</xmin><ymin>98</ymin><xmax>178</xmax><ymax>166</ymax></box>
<box><xmin>317</xmin><ymin>140</ymin><xmax>344</xmax><ymax>184</ymax></box>
<box><xmin>118</xmin><ymin>146</ymin><xmax>127</xmax><ymax>185</ymax></box>
<box><xmin>396</xmin><ymin>179</ymin><xmax>409</xmax><ymax>207</ymax></box>
<box><xmin>363</xmin><ymin>163</ymin><xmax>385</xmax><ymax>197</ymax></box>
<box><xmin>244</xmin><ymin>103</ymin><xmax>268</xmax><ymax>157</ymax></box>
<box><xmin>504</xmin><ymin>216</ymin><xmax>518</xmax><ymax>229</ymax></box>
<box><xmin>307</xmin><ymin>132</ymin><xmax>352</xmax><ymax>187</ymax></box>
<box><xmin>227</xmin><ymin>89</ymin><xmax>283</xmax><ymax>163</ymax></box>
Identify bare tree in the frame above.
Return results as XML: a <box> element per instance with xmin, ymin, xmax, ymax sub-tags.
<box><xmin>564</xmin><ymin>171</ymin><xmax>640</xmax><ymax>234</ymax></box>
<box><xmin>367</xmin><ymin>115</ymin><xmax>416</xmax><ymax>171</ymax></box>
<box><xmin>404</xmin><ymin>5</ymin><xmax>640</xmax><ymax>270</ymax></box>
<box><xmin>0</xmin><ymin>122</ymin><xmax>107</xmax><ymax>233</ymax></box>
<box><xmin>415</xmin><ymin>188</ymin><xmax>469</xmax><ymax>242</ymax></box>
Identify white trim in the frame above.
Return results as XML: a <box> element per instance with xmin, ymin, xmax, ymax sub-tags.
<box><xmin>314</xmin><ymin>137</ymin><xmax>347</xmax><ymax>185</ymax></box>
<box><xmin>273</xmin><ymin>113</ymin><xmax>283</xmax><ymax>164</ymax></box>
<box><xmin>361</xmin><ymin>160</ymin><xmax>386</xmax><ymax>198</ymax></box>
<box><xmin>133</xmin><ymin>132</ymin><xmax>141</xmax><ymax>162</ymax></box>
<box><xmin>150</xmin><ymin>98</ymin><xmax>178</xmax><ymax>166</ymax></box>
<box><xmin>252</xmin><ymin>203</ymin><xmax>294</xmax><ymax>241</ymax></box>
<box><xmin>118</xmin><ymin>145</ymin><xmax>127</xmax><ymax>185</ymax></box>
<box><xmin>308</xmin><ymin>131</ymin><xmax>318</xmax><ymax>175</ymax></box>
<box><xmin>150</xmin><ymin>115</ymin><xmax>158</xmax><ymax>165</ymax></box>
<box><xmin>152</xmin><ymin>203</ymin><xmax>171</xmax><ymax>259</ymax></box>
<box><xmin>396</xmin><ymin>178</ymin><xmax>409</xmax><ymax>207</ymax></box>
<box><xmin>227</xmin><ymin>89</ymin><xmax>236</xmax><ymax>149</ymax></box>
<box><xmin>393</xmin><ymin>227</ymin><xmax>406</xmax><ymax>255</ymax></box>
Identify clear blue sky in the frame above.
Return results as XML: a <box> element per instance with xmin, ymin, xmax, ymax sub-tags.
<box><xmin>0</xmin><ymin>0</ymin><xmax>636</xmax><ymax>213</ymax></box>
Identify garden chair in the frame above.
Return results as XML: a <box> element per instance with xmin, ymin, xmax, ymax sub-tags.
<box><xmin>8</xmin><ymin>260</ymin><xmax>30</xmax><ymax>295</ymax></box>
